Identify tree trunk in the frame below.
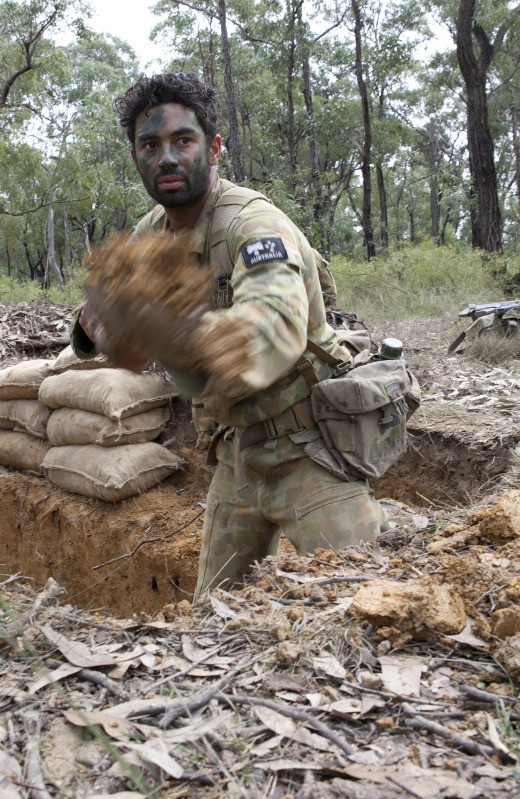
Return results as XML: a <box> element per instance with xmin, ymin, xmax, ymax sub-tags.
<box><xmin>456</xmin><ymin>0</ymin><xmax>502</xmax><ymax>252</ymax></box>
<box><xmin>46</xmin><ymin>195</ymin><xmax>64</xmax><ymax>287</ymax></box>
<box><xmin>376</xmin><ymin>163</ymin><xmax>388</xmax><ymax>249</ymax></box>
<box><xmin>511</xmin><ymin>106</ymin><xmax>520</xmax><ymax>215</ymax></box>
<box><xmin>285</xmin><ymin>0</ymin><xmax>298</xmax><ymax>187</ymax></box>
<box><xmin>298</xmin><ymin>6</ymin><xmax>325</xmax><ymax>250</ymax></box>
<box><xmin>218</xmin><ymin>0</ymin><xmax>244</xmax><ymax>183</ymax></box>
<box><xmin>63</xmin><ymin>203</ymin><xmax>72</xmax><ymax>284</ymax></box>
<box><xmin>352</xmin><ymin>0</ymin><xmax>376</xmax><ymax>259</ymax></box>
<box><xmin>427</xmin><ymin>119</ymin><xmax>441</xmax><ymax>245</ymax></box>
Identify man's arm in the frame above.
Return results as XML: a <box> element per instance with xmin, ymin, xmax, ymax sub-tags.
<box><xmin>199</xmin><ymin>211</ymin><xmax>310</xmax><ymax>401</ymax></box>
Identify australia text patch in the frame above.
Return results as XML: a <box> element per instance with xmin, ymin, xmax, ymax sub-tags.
<box><xmin>241</xmin><ymin>237</ymin><xmax>288</xmax><ymax>268</ymax></box>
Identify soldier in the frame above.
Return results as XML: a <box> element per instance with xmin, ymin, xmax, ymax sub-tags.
<box><xmin>72</xmin><ymin>72</ymin><xmax>388</xmax><ymax>597</ymax></box>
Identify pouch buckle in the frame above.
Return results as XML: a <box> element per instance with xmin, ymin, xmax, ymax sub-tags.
<box><xmin>333</xmin><ymin>360</ymin><xmax>350</xmax><ymax>377</ymax></box>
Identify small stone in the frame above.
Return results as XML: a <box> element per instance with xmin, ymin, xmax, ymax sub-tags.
<box><xmin>358</xmin><ymin>670</ymin><xmax>382</xmax><ymax>689</ymax></box>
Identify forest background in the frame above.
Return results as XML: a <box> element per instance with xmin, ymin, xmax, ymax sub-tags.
<box><xmin>1</xmin><ymin>0</ymin><xmax>520</xmax><ymax>319</ymax></box>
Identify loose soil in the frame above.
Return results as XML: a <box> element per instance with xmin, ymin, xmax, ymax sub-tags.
<box><xmin>1</xmin><ymin>302</ymin><xmax>520</xmax><ymax>798</ymax></box>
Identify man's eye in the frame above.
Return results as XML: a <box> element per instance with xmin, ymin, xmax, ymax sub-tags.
<box><xmin>143</xmin><ymin>142</ymin><xmax>157</xmax><ymax>151</ymax></box>
<box><xmin>178</xmin><ymin>137</ymin><xmax>192</xmax><ymax>145</ymax></box>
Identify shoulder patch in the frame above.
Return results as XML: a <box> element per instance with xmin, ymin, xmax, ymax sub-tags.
<box><xmin>241</xmin><ymin>237</ymin><xmax>288</xmax><ymax>268</ymax></box>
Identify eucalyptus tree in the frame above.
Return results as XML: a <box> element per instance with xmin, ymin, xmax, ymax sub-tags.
<box><xmin>0</xmin><ymin>0</ymin><xmax>143</xmax><ymax>285</ymax></box>
<box><xmin>431</xmin><ymin>0</ymin><xmax>520</xmax><ymax>252</ymax></box>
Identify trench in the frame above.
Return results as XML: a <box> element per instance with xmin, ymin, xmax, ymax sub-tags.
<box><xmin>1</xmin><ymin>422</ymin><xmax>517</xmax><ymax>617</ymax></box>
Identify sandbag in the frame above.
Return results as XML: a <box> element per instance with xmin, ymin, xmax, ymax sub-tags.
<box><xmin>0</xmin><ymin>360</ymin><xmax>53</xmax><ymax>400</ymax></box>
<box><xmin>0</xmin><ymin>399</ymin><xmax>51</xmax><ymax>438</ymax></box>
<box><xmin>42</xmin><ymin>442</ymin><xmax>184</xmax><ymax>501</ymax></box>
<box><xmin>39</xmin><ymin>368</ymin><xmax>178</xmax><ymax>420</ymax></box>
<box><xmin>52</xmin><ymin>344</ymin><xmax>107</xmax><ymax>374</ymax></box>
<box><xmin>46</xmin><ymin>406</ymin><xmax>170</xmax><ymax>447</ymax></box>
<box><xmin>0</xmin><ymin>430</ymin><xmax>51</xmax><ymax>473</ymax></box>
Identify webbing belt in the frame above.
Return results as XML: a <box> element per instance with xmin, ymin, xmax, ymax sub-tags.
<box><xmin>238</xmin><ymin>397</ymin><xmax>315</xmax><ymax>452</ymax></box>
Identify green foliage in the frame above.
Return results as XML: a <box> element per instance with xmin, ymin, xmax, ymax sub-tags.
<box><xmin>0</xmin><ymin>275</ymin><xmax>43</xmax><ymax>304</ymax></box>
<box><xmin>0</xmin><ymin>268</ymin><xmax>87</xmax><ymax>306</ymax></box>
<box><xmin>332</xmin><ymin>241</ymin><xmax>505</xmax><ymax>320</ymax></box>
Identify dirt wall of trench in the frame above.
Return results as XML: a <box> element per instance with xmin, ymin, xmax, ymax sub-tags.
<box><xmin>1</xmin><ymin>427</ymin><xmax>518</xmax><ymax>617</ymax></box>
<box><xmin>0</xmin><ymin>450</ymin><xmax>212</xmax><ymax>617</ymax></box>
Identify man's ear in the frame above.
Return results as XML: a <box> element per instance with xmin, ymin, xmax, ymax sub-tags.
<box><xmin>209</xmin><ymin>135</ymin><xmax>221</xmax><ymax>166</ymax></box>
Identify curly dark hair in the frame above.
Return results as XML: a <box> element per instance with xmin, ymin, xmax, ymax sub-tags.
<box><xmin>114</xmin><ymin>72</ymin><xmax>218</xmax><ymax>146</ymax></box>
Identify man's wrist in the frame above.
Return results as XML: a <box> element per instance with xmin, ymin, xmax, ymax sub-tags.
<box><xmin>70</xmin><ymin>306</ymin><xmax>97</xmax><ymax>359</ymax></box>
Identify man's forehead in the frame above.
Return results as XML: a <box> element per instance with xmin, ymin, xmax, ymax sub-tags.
<box><xmin>135</xmin><ymin>103</ymin><xmax>203</xmax><ymax>135</ymax></box>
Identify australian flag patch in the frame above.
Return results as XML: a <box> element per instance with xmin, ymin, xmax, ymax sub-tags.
<box><xmin>241</xmin><ymin>237</ymin><xmax>288</xmax><ymax>268</ymax></box>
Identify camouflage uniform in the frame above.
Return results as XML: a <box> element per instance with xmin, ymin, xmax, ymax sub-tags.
<box><xmin>73</xmin><ymin>177</ymin><xmax>388</xmax><ymax>595</ymax></box>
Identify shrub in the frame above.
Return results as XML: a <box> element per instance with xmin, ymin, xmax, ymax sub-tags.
<box><xmin>331</xmin><ymin>242</ymin><xmax>503</xmax><ymax>320</ymax></box>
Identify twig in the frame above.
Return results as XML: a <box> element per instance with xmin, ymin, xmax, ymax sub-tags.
<box><xmin>217</xmin><ymin>692</ymin><xmax>355</xmax><ymax>758</ymax></box>
<box><xmin>387</xmin><ymin>775</ymin><xmax>423</xmax><ymax>799</ymax></box>
<box><xmin>142</xmin><ymin>640</ymin><xmax>235</xmax><ymax>694</ymax></box>
<box><xmin>46</xmin><ymin>657</ymin><xmax>131</xmax><ymax>701</ymax></box>
<box><xmin>160</xmin><ymin>654</ymin><xmax>255</xmax><ymax>728</ymax></box>
<box><xmin>23</xmin><ymin>711</ymin><xmax>51</xmax><ymax>799</ymax></box>
<box><xmin>401</xmin><ymin>702</ymin><xmax>512</xmax><ymax>760</ymax></box>
<box><xmin>296</xmin><ymin>574</ymin><xmax>377</xmax><ymax>586</ymax></box>
<box><xmin>1</xmin><ymin>577</ymin><xmax>66</xmax><ymax>641</ymax></box>
<box><xmin>458</xmin><ymin>683</ymin><xmax>516</xmax><ymax>704</ymax></box>
<box><xmin>92</xmin><ymin>509</ymin><xmax>204</xmax><ymax>570</ymax></box>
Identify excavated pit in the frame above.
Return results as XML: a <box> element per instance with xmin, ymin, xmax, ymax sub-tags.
<box><xmin>2</xmin><ymin>405</ymin><xmax>518</xmax><ymax>617</ymax></box>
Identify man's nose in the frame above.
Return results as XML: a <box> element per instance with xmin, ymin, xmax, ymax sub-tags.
<box><xmin>159</xmin><ymin>144</ymin><xmax>179</xmax><ymax>167</ymax></box>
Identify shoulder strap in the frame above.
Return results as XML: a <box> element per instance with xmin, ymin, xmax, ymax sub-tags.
<box><xmin>209</xmin><ymin>184</ymin><xmax>271</xmax><ymax>307</ymax></box>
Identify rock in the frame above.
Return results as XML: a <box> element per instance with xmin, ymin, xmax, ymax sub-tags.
<box><xmin>493</xmin><ymin>633</ymin><xmax>520</xmax><ymax>678</ymax></box>
<box><xmin>351</xmin><ymin>577</ymin><xmax>466</xmax><ymax>636</ymax></box>
<box><xmin>491</xmin><ymin>606</ymin><xmax>520</xmax><ymax>639</ymax></box>
<box><xmin>473</xmin><ymin>489</ymin><xmax>520</xmax><ymax>542</ymax></box>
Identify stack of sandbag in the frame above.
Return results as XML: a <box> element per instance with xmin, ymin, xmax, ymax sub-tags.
<box><xmin>39</xmin><ymin>359</ymin><xmax>182</xmax><ymax>501</ymax></box>
<box><xmin>0</xmin><ymin>360</ymin><xmax>54</xmax><ymax>472</ymax></box>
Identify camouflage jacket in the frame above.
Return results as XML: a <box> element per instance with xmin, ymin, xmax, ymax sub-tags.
<box><xmin>133</xmin><ymin>177</ymin><xmax>360</xmax><ymax>428</ymax></box>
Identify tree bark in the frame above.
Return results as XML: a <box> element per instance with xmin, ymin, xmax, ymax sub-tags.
<box><xmin>511</xmin><ymin>106</ymin><xmax>520</xmax><ymax>216</ymax></box>
<box><xmin>352</xmin><ymin>0</ymin><xmax>376</xmax><ymax>258</ymax></box>
<box><xmin>218</xmin><ymin>0</ymin><xmax>244</xmax><ymax>182</ymax></box>
<box><xmin>46</xmin><ymin>194</ymin><xmax>64</xmax><ymax>287</ymax></box>
<box><xmin>298</xmin><ymin>5</ymin><xmax>325</xmax><ymax>250</ymax></box>
<box><xmin>427</xmin><ymin>119</ymin><xmax>441</xmax><ymax>245</ymax></box>
<box><xmin>456</xmin><ymin>0</ymin><xmax>503</xmax><ymax>252</ymax></box>
<box><xmin>285</xmin><ymin>0</ymin><xmax>298</xmax><ymax>187</ymax></box>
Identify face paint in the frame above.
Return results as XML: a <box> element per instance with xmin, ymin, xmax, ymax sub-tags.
<box><xmin>133</xmin><ymin>104</ymin><xmax>212</xmax><ymax>209</ymax></box>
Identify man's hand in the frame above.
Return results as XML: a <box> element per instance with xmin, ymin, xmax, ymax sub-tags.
<box><xmin>83</xmin><ymin>232</ymin><xmax>210</xmax><ymax>372</ymax></box>
<box><xmin>78</xmin><ymin>301</ymin><xmax>150</xmax><ymax>373</ymax></box>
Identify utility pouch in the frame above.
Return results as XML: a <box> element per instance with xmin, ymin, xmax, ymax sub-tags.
<box><xmin>310</xmin><ymin>357</ymin><xmax>421</xmax><ymax>479</ymax></box>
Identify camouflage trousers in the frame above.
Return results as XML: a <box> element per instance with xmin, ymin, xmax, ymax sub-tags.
<box><xmin>195</xmin><ymin>429</ymin><xmax>388</xmax><ymax>597</ymax></box>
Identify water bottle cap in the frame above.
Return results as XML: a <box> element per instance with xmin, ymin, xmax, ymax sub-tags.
<box><xmin>380</xmin><ymin>337</ymin><xmax>403</xmax><ymax>359</ymax></box>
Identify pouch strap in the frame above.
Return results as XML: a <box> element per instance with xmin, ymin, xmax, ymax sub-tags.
<box><xmin>296</xmin><ymin>339</ymin><xmax>352</xmax><ymax>388</ymax></box>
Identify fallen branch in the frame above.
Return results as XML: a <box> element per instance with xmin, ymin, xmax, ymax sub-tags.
<box><xmin>23</xmin><ymin>711</ymin><xmax>51</xmax><ymax>799</ymax></box>
<box><xmin>160</xmin><ymin>654</ymin><xmax>256</xmax><ymax>728</ymax></box>
<box><xmin>1</xmin><ymin>577</ymin><xmax>65</xmax><ymax>642</ymax></box>
<box><xmin>401</xmin><ymin>702</ymin><xmax>512</xmax><ymax>761</ymax></box>
<box><xmin>217</xmin><ymin>692</ymin><xmax>355</xmax><ymax>758</ymax></box>
<box><xmin>46</xmin><ymin>657</ymin><xmax>131</xmax><ymax>701</ymax></box>
<box><xmin>459</xmin><ymin>683</ymin><xmax>516</xmax><ymax>704</ymax></box>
